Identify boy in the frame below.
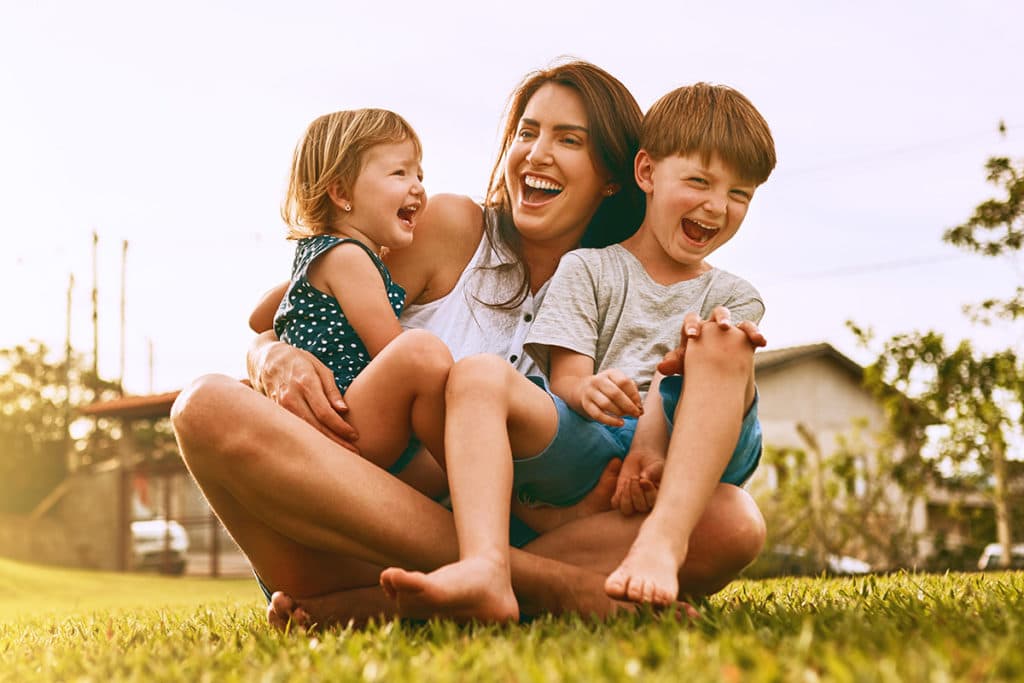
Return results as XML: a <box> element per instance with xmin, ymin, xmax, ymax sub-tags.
<box><xmin>524</xmin><ymin>82</ymin><xmax>776</xmax><ymax>605</ymax></box>
<box><xmin>380</xmin><ymin>82</ymin><xmax>774</xmax><ymax>618</ymax></box>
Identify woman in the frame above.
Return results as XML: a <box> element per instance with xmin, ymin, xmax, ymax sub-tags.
<box><xmin>171</xmin><ymin>60</ymin><xmax>766</xmax><ymax>626</ymax></box>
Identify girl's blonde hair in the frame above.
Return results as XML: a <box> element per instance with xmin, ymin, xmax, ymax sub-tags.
<box><xmin>282</xmin><ymin>109</ymin><xmax>421</xmax><ymax>239</ymax></box>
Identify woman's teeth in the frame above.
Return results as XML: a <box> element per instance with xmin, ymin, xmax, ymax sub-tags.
<box><xmin>524</xmin><ymin>175</ymin><xmax>563</xmax><ymax>194</ymax></box>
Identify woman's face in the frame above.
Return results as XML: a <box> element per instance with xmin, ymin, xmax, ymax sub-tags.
<box><xmin>504</xmin><ymin>83</ymin><xmax>610</xmax><ymax>248</ymax></box>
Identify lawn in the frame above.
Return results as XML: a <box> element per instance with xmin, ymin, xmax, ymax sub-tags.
<box><xmin>1</xmin><ymin>556</ymin><xmax>1022</xmax><ymax>682</ymax></box>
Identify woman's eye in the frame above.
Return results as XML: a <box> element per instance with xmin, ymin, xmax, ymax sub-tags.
<box><xmin>517</xmin><ymin>129</ymin><xmax>536</xmax><ymax>140</ymax></box>
<box><xmin>561</xmin><ymin>136</ymin><xmax>583</xmax><ymax>146</ymax></box>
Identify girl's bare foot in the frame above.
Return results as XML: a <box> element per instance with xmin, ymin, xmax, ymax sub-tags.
<box><xmin>380</xmin><ymin>557</ymin><xmax>519</xmax><ymax>623</ymax></box>
<box><xmin>604</xmin><ymin>531</ymin><xmax>682</xmax><ymax>607</ymax></box>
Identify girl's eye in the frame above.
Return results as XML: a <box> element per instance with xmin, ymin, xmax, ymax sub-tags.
<box><xmin>392</xmin><ymin>169</ymin><xmax>406</xmax><ymax>176</ymax></box>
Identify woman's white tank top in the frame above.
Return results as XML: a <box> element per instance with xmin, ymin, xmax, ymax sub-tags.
<box><xmin>400</xmin><ymin>208</ymin><xmax>548</xmax><ymax>376</ymax></box>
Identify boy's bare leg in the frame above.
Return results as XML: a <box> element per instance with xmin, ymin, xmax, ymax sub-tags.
<box><xmin>605</xmin><ymin>324</ymin><xmax>757</xmax><ymax>605</ymax></box>
<box><xmin>380</xmin><ymin>355</ymin><xmax>561</xmax><ymax>622</ymax></box>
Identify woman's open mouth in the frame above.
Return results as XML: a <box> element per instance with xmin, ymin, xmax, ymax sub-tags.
<box><xmin>681</xmin><ymin>218</ymin><xmax>718</xmax><ymax>244</ymax></box>
<box><xmin>521</xmin><ymin>174</ymin><xmax>563</xmax><ymax>205</ymax></box>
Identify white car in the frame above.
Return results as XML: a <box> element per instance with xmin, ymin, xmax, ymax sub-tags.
<box><xmin>977</xmin><ymin>543</ymin><xmax>1024</xmax><ymax>571</ymax></box>
<box><xmin>131</xmin><ymin>497</ymin><xmax>189</xmax><ymax>575</ymax></box>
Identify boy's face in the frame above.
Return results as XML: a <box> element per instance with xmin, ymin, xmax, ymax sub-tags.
<box><xmin>637</xmin><ymin>151</ymin><xmax>756</xmax><ymax>272</ymax></box>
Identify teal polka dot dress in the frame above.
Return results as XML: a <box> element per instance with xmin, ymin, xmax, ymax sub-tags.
<box><xmin>274</xmin><ymin>235</ymin><xmax>406</xmax><ymax>394</ymax></box>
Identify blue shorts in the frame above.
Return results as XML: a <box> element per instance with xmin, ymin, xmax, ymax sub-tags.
<box><xmin>511</xmin><ymin>374</ymin><xmax>762</xmax><ymax>509</ymax></box>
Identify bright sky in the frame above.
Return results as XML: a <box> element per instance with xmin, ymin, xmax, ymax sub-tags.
<box><xmin>2</xmin><ymin>1</ymin><xmax>1022</xmax><ymax>394</ymax></box>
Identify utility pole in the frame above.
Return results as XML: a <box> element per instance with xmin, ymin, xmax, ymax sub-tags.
<box><xmin>65</xmin><ymin>273</ymin><xmax>75</xmax><ymax>472</ymax></box>
<box><xmin>119</xmin><ymin>239</ymin><xmax>128</xmax><ymax>395</ymax></box>
<box><xmin>91</xmin><ymin>230</ymin><xmax>99</xmax><ymax>394</ymax></box>
<box><xmin>147</xmin><ymin>337</ymin><xmax>154</xmax><ymax>394</ymax></box>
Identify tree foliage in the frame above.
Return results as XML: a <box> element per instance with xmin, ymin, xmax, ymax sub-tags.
<box><xmin>852</xmin><ymin>154</ymin><xmax>1024</xmax><ymax>567</ymax></box>
<box><xmin>0</xmin><ymin>341</ymin><xmax>120</xmax><ymax>513</ymax></box>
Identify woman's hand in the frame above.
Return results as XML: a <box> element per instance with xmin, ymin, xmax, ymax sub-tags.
<box><xmin>247</xmin><ymin>332</ymin><xmax>360</xmax><ymax>452</ymax></box>
<box><xmin>657</xmin><ymin>307</ymin><xmax>767</xmax><ymax>376</ymax></box>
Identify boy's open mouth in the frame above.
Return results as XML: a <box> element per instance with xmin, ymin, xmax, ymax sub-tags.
<box><xmin>522</xmin><ymin>174</ymin><xmax>563</xmax><ymax>204</ymax></box>
<box><xmin>681</xmin><ymin>218</ymin><xmax>718</xmax><ymax>244</ymax></box>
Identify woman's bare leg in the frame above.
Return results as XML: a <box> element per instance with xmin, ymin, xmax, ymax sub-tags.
<box><xmin>171</xmin><ymin>373</ymin><xmax>624</xmax><ymax>625</ymax></box>
<box><xmin>605</xmin><ymin>324</ymin><xmax>759</xmax><ymax>604</ymax></box>
<box><xmin>380</xmin><ymin>354</ymin><xmax>560</xmax><ymax>622</ymax></box>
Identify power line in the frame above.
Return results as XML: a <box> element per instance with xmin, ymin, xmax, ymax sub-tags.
<box><xmin>766</xmin><ymin>254</ymin><xmax>971</xmax><ymax>284</ymax></box>
<box><xmin>779</xmin><ymin>123</ymin><xmax>1024</xmax><ymax>177</ymax></box>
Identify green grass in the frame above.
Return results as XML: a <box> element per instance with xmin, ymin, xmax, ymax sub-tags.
<box><xmin>1</xmin><ymin>557</ymin><xmax>1022</xmax><ymax>682</ymax></box>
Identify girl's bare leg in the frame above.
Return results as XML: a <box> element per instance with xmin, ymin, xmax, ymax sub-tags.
<box><xmin>605</xmin><ymin>323</ymin><xmax>759</xmax><ymax>605</ymax></box>
<box><xmin>380</xmin><ymin>354</ymin><xmax>560</xmax><ymax>622</ymax></box>
<box><xmin>171</xmin><ymin>373</ymin><xmax>624</xmax><ymax>626</ymax></box>
<box><xmin>341</xmin><ymin>329</ymin><xmax>452</xmax><ymax>469</ymax></box>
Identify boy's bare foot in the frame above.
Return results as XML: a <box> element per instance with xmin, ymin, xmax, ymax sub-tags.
<box><xmin>513</xmin><ymin>459</ymin><xmax>621</xmax><ymax>533</ymax></box>
<box><xmin>604</xmin><ymin>532</ymin><xmax>683</xmax><ymax>607</ymax></box>
<box><xmin>379</xmin><ymin>557</ymin><xmax>519</xmax><ymax>623</ymax></box>
<box><xmin>266</xmin><ymin>586</ymin><xmax>396</xmax><ymax>631</ymax></box>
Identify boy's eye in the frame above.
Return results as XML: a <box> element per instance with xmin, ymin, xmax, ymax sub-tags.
<box><xmin>687</xmin><ymin>177</ymin><xmax>709</xmax><ymax>186</ymax></box>
<box><xmin>730</xmin><ymin>189</ymin><xmax>752</xmax><ymax>202</ymax></box>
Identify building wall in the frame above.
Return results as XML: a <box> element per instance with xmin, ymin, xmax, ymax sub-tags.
<box><xmin>749</xmin><ymin>355</ymin><xmax>929</xmax><ymax>565</ymax></box>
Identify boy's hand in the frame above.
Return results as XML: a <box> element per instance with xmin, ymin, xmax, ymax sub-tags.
<box><xmin>657</xmin><ymin>307</ymin><xmax>767</xmax><ymax>376</ymax></box>
<box><xmin>576</xmin><ymin>369</ymin><xmax>643</xmax><ymax>426</ymax></box>
<box><xmin>612</xmin><ymin>450</ymin><xmax>665</xmax><ymax>516</ymax></box>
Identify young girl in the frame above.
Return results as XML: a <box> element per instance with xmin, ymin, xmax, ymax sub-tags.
<box><xmin>272</xmin><ymin>109</ymin><xmax>451</xmax><ymax>475</ymax></box>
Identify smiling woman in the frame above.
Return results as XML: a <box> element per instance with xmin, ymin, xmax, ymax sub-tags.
<box><xmin>171</xmin><ymin>59</ymin><xmax>768</xmax><ymax>627</ymax></box>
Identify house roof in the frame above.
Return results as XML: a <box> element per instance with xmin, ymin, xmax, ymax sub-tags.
<box><xmin>78</xmin><ymin>390</ymin><xmax>181</xmax><ymax>420</ymax></box>
<box><xmin>755</xmin><ymin>342</ymin><xmax>864</xmax><ymax>379</ymax></box>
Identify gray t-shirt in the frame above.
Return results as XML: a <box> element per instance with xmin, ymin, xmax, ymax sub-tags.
<box><xmin>524</xmin><ymin>244</ymin><xmax>764</xmax><ymax>396</ymax></box>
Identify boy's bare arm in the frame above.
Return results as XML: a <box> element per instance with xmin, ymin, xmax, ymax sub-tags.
<box><xmin>612</xmin><ymin>373</ymin><xmax>669</xmax><ymax>515</ymax></box>
<box><xmin>548</xmin><ymin>347</ymin><xmax>642</xmax><ymax>427</ymax></box>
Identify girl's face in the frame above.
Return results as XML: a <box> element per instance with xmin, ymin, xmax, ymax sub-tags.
<box><xmin>504</xmin><ymin>83</ymin><xmax>611</xmax><ymax>249</ymax></box>
<box><xmin>340</xmin><ymin>139</ymin><xmax>426</xmax><ymax>252</ymax></box>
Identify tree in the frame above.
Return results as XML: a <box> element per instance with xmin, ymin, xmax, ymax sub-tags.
<box><xmin>0</xmin><ymin>341</ymin><xmax>120</xmax><ymax>513</ymax></box>
<box><xmin>854</xmin><ymin>155</ymin><xmax>1024</xmax><ymax>569</ymax></box>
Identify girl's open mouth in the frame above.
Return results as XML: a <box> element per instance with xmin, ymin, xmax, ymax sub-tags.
<box><xmin>397</xmin><ymin>205</ymin><xmax>419</xmax><ymax>226</ymax></box>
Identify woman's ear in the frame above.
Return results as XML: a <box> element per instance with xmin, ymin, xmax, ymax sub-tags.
<box><xmin>327</xmin><ymin>183</ymin><xmax>352</xmax><ymax>212</ymax></box>
<box><xmin>635</xmin><ymin>150</ymin><xmax>655</xmax><ymax>193</ymax></box>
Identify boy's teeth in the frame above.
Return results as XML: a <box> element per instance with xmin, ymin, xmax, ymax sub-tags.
<box><xmin>524</xmin><ymin>175</ymin><xmax>563</xmax><ymax>191</ymax></box>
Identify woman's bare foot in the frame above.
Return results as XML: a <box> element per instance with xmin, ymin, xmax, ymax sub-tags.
<box><xmin>266</xmin><ymin>586</ymin><xmax>397</xmax><ymax>631</ymax></box>
<box><xmin>379</xmin><ymin>557</ymin><xmax>519</xmax><ymax>623</ymax></box>
<box><xmin>604</xmin><ymin>530</ymin><xmax>683</xmax><ymax>607</ymax></box>
<box><xmin>513</xmin><ymin>459</ymin><xmax>621</xmax><ymax>533</ymax></box>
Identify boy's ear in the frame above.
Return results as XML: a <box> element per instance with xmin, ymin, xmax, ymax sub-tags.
<box><xmin>327</xmin><ymin>182</ymin><xmax>352</xmax><ymax>212</ymax></box>
<box><xmin>635</xmin><ymin>150</ymin><xmax>655</xmax><ymax>193</ymax></box>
